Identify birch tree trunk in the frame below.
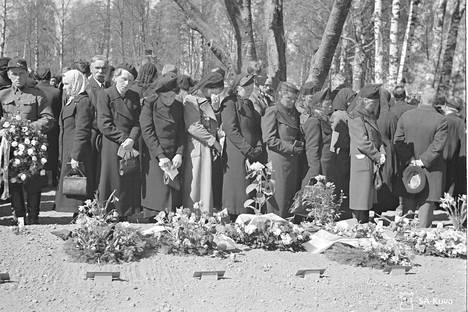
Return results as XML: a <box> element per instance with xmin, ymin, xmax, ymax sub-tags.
<box><xmin>104</xmin><ymin>0</ymin><xmax>111</xmax><ymax>60</ymax></box>
<box><xmin>33</xmin><ymin>0</ymin><xmax>39</xmax><ymax>70</ymax></box>
<box><xmin>0</xmin><ymin>0</ymin><xmax>7</xmax><ymax>57</ymax></box>
<box><xmin>306</xmin><ymin>0</ymin><xmax>352</xmax><ymax>91</ymax></box>
<box><xmin>437</xmin><ymin>0</ymin><xmax>466</xmax><ymax>96</ymax></box>
<box><xmin>264</xmin><ymin>0</ymin><xmax>286</xmax><ymax>89</ymax></box>
<box><xmin>397</xmin><ymin>0</ymin><xmax>420</xmax><ymax>84</ymax></box>
<box><xmin>224</xmin><ymin>0</ymin><xmax>257</xmax><ymax>73</ymax></box>
<box><xmin>173</xmin><ymin>0</ymin><xmax>235</xmax><ymax>73</ymax></box>
<box><xmin>388</xmin><ymin>0</ymin><xmax>401</xmax><ymax>88</ymax></box>
<box><xmin>430</xmin><ymin>0</ymin><xmax>448</xmax><ymax>86</ymax></box>
<box><xmin>373</xmin><ymin>0</ymin><xmax>383</xmax><ymax>83</ymax></box>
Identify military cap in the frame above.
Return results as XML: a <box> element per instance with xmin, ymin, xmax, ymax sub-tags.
<box><xmin>154</xmin><ymin>72</ymin><xmax>178</xmax><ymax>93</ymax></box>
<box><xmin>117</xmin><ymin>63</ymin><xmax>138</xmax><ymax>79</ymax></box>
<box><xmin>402</xmin><ymin>165</ymin><xmax>427</xmax><ymax>194</ymax></box>
<box><xmin>277</xmin><ymin>81</ymin><xmax>299</xmax><ymax>94</ymax></box>
<box><xmin>7</xmin><ymin>57</ymin><xmax>27</xmax><ymax>70</ymax></box>
<box><xmin>36</xmin><ymin>66</ymin><xmax>51</xmax><ymax>81</ymax></box>
<box><xmin>446</xmin><ymin>96</ymin><xmax>464</xmax><ymax>111</ymax></box>
<box><xmin>0</xmin><ymin>57</ymin><xmax>10</xmax><ymax>71</ymax></box>
<box><xmin>359</xmin><ymin>84</ymin><xmax>382</xmax><ymax>99</ymax></box>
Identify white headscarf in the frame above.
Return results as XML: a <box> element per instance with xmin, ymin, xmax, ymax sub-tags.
<box><xmin>63</xmin><ymin>69</ymin><xmax>88</xmax><ymax>105</ymax></box>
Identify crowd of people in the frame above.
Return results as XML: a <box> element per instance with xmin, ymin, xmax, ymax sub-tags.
<box><xmin>0</xmin><ymin>55</ymin><xmax>465</xmax><ymax>228</ymax></box>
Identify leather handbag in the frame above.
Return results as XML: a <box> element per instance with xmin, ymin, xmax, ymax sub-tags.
<box><xmin>373</xmin><ymin>164</ymin><xmax>383</xmax><ymax>190</ymax></box>
<box><xmin>62</xmin><ymin>167</ymin><xmax>87</xmax><ymax>196</ymax></box>
<box><xmin>119</xmin><ymin>157</ymin><xmax>139</xmax><ymax>176</ymax></box>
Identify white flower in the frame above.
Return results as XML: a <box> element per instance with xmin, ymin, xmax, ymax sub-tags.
<box><xmin>39</xmin><ymin>170</ymin><xmax>46</xmax><ymax>176</ymax></box>
<box><xmin>10</xmin><ymin>178</ymin><xmax>17</xmax><ymax>183</ymax></box>
<box><xmin>27</xmin><ymin>148</ymin><xmax>34</xmax><ymax>155</ymax></box>
<box><xmin>21</xmin><ymin>126</ymin><xmax>28</xmax><ymax>132</ymax></box>
<box><xmin>11</xmin><ymin>141</ymin><xmax>18</xmax><ymax>147</ymax></box>
<box><xmin>20</xmin><ymin>174</ymin><xmax>27</xmax><ymax>181</ymax></box>
<box><xmin>17</xmin><ymin>150</ymin><xmax>23</xmax><ymax>156</ymax></box>
<box><xmin>434</xmin><ymin>239</ymin><xmax>447</xmax><ymax>253</ymax></box>
<box><xmin>15</xmin><ymin>115</ymin><xmax>21</xmax><ymax>121</ymax></box>
<box><xmin>244</xmin><ymin>224</ymin><xmax>257</xmax><ymax>235</ymax></box>
<box><xmin>3</xmin><ymin>121</ymin><xmax>9</xmax><ymax>128</ymax></box>
<box><xmin>271</xmin><ymin>227</ymin><xmax>282</xmax><ymax>236</ymax></box>
<box><xmin>249</xmin><ymin>161</ymin><xmax>265</xmax><ymax>171</ymax></box>
<box><xmin>24</xmin><ymin>138</ymin><xmax>30</xmax><ymax>145</ymax></box>
<box><xmin>13</xmin><ymin>151</ymin><xmax>17</xmax><ymax>156</ymax></box>
<box><xmin>40</xmin><ymin>144</ymin><xmax>47</xmax><ymax>151</ymax></box>
<box><xmin>9</xmin><ymin>126</ymin><xmax>15</xmax><ymax>133</ymax></box>
<box><xmin>31</xmin><ymin>156</ymin><xmax>37</xmax><ymax>161</ymax></box>
<box><xmin>281</xmin><ymin>233</ymin><xmax>293</xmax><ymax>245</ymax></box>
<box><xmin>13</xmin><ymin>158</ymin><xmax>20</xmax><ymax>166</ymax></box>
<box><xmin>30</xmin><ymin>139</ymin><xmax>37</xmax><ymax>146</ymax></box>
<box><xmin>40</xmin><ymin>158</ymin><xmax>47</xmax><ymax>165</ymax></box>
<box><xmin>18</xmin><ymin>144</ymin><xmax>25</xmax><ymax>151</ymax></box>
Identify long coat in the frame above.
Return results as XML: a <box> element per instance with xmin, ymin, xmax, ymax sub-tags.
<box><xmin>55</xmin><ymin>93</ymin><xmax>94</xmax><ymax>212</ymax></box>
<box><xmin>37</xmin><ymin>81</ymin><xmax>61</xmax><ymax>176</ymax></box>
<box><xmin>221</xmin><ymin>96</ymin><xmax>263</xmax><ymax>215</ymax></box>
<box><xmin>182</xmin><ymin>92</ymin><xmax>220</xmax><ymax>213</ymax></box>
<box><xmin>302</xmin><ymin>114</ymin><xmax>335</xmax><ymax>186</ymax></box>
<box><xmin>97</xmin><ymin>86</ymin><xmax>141</xmax><ymax>216</ymax></box>
<box><xmin>390</xmin><ymin>99</ymin><xmax>415</xmax><ymax>119</ymax></box>
<box><xmin>442</xmin><ymin>113</ymin><xmax>465</xmax><ymax>196</ymax></box>
<box><xmin>262</xmin><ymin>105</ymin><xmax>303</xmax><ymax>218</ymax></box>
<box><xmin>394</xmin><ymin>106</ymin><xmax>448</xmax><ymax>202</ymax></box>
<box><xmin>348</xmin><ymin>115</ymin><xmax>384</xmax><ymax>211</ymax></box>
<box><xmin>140</xmin><ymin>91</ymin><xmax>185</xmax><ymax>216</ymax></box>
<box><xmin>376</xmin><ymin>110</ymin><xmax>399</xmax><ymax>211</ymax></box>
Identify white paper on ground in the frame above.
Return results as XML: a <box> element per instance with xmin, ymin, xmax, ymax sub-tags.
<box><xmin>302</xmin><ymin>229</ymin><xmax>372</xmax><ymax>254</ymax></box>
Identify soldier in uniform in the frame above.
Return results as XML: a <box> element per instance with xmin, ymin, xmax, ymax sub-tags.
<box><xmin>0</xmin><ymin>58</ymin><xmax>54</xmax><ymax>224</ymax></box>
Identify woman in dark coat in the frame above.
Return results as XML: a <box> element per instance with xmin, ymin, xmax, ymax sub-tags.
<box><xmin>55</xmin><ymin>70</ymin><xmax>94</xmax><ymax>212</ymax></box>
<box><xmin>221</xmin><ymin>73</ymin><xmax>264</xmax><ymax>220</ymax></box>
<box><xmin>262</xmin><ymin>82</ymin><xmax>304</xmax><ymax>218</ymax></box>
<box><xmin>140</xmin><ymin>72</ymin><xmax>185</xmax><ymax>217</ymax></box>
<box><xmin>375</xmin><ymin>87</ymin><xmax>399</xmax><ymax>213</ymax></box>
<box><xmin>97</xmin><ymin>64</ymin><xmax>141</xmax><ymax>219</ymax></box>
<box><xmin>301</xmin><ymin>87</ymin><xmax>335</xmax><ymax>187</ymax></box>
<box><xmin>348</xmin><ymin>89</ymin><xmax>386</xmax><ymax>223</ymax></box>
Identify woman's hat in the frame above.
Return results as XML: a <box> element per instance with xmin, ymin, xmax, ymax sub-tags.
<box><xmin>402</xmin><ymin>165</ymin><xmax>427</xmax><ymax>194</ymax></box>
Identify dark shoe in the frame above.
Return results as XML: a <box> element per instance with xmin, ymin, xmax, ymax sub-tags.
<box><xmin>27</xmin><ymin>215</ymin><xmax>39</xmax><ymax>225</ymax></box>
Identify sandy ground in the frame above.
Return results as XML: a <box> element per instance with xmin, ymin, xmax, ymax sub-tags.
<box><xmin>0</xmin><ymin>190</ymin><xmax>466</xmax><ymax>312</ymax></box>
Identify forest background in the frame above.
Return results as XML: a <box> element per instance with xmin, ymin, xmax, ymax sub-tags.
<box><xmin>1</xmin><ymin>0</ymin><xmax>465</xmax><ymax>97</ymax></box>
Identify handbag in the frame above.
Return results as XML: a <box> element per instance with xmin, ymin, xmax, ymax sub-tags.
<box><xmin>373</xmin><ymin>164</ymin><xmax>383</xmax><ymax>190</ymax></box>
<box><xmin>62</xmin><ymin>166</ymin><xmax>87</xmax><ymax>196</ymax></box>
<box><xmin>119</xmin><ymin>157</ymin><xmax>139</xmax><ymax>176</ymax></box>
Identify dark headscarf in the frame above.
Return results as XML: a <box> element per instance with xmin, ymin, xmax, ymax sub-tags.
<box><xmin>332</xmin><ymin>87</ymin><xmax>356</xmax><ymax>111</ymax></box>
<box><xmin>190</xmin><ymin>71</ymin><xmax>224</xmax><ymax>93</ymax></box>
<box><xmin>137</xmin><ymin>62</ymin><xmax>158</xmax><ymax>86</ymax></box>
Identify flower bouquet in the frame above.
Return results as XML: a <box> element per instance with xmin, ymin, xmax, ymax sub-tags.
<box><xmin>0</xmin><ymin>115</ymin><xmax>48</xmax><ymax>197</ymax></box>
<box><xmin>243</xmin><ymin>161</ymin><xmax>274</xmax><ymax>214</ymax></box>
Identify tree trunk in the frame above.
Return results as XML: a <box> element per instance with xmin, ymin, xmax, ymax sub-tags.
<box><xmin>373</xmin><ymin>0</ymin><xmax>383</xmax><ymax>83</ymax></box>
<box><xmin>437</xmin><ymin>0</ymin><xmax>466</xmax><ymax>96</ymax></box>
<box><xmin>264</xmin><ymin>0</ymin><xmax>286</xmax><ymax>89</ymax></box>
<box><xmin>104</xmin><ymin>0</ymin><xmax>111</xmax><ymax>60</ymax></box>
<box><xmin>351</xmin><ymin>0</ymin><xmax>365</xmax><ymax>91</ymax></box>
<box><xmin>397</xmin><ymin>0</ymin><xmax>420</xmax><ymax>84</ymax></box>
<box><xmin>224</xmin><ymin>0</ymin><xmax>257</xmax><ymax>73</ymax></box>
<box><xmin>388</xmin><ymin>0</ymin><xmax>401</xmax><ymax>88</ymax></box>
<box><xmin>0</xmin><ymin>0</ymin><xmax>7</xmax><ymax>57</ymax></box>
<box><xmin>173</xmin><ymin>0</ymin><xmax>235</xmax><ymax>74</ymax></box>
<box><xmin>306</xmin><ymin>0</ymin><xmax>352</xmax><ymax>91</ymax></box>
<box><xmin>33</xmin><ymin>0</ymin><xmax>39</xmax><ymax>70</ymax></box>
<box><xmin>430</xmin><ymin>0</ymin><xmax>449</xmax><ymax>87</ymax></box>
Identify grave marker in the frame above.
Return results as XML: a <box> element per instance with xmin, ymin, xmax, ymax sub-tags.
<box><xmin>295</xmin><ymin>269</ymin><xmax>326</xmax><ymax>279</ymax></box>
<box><xmin>193</xmin><ymin>271</ymin><xmax>225</xmax><ymax>280</ymax></box>
<box><xmin>0</xmin><ymin>272</ymin><xmax>10</xmax><ymax>283</ymax></box>
<box><xmin>85</xmin><ymin>271</ymin><xmax>120</xmax><ymax>282</ymax></box>
<box><xmin>383</xmin><ymin>266</ymin><xmax>412</xmax><ymax>275</ymax></box>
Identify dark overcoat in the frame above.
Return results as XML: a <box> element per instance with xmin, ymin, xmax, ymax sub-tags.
<box><xmin>262</xmin><ymin>105</ymin><xmax>303</xmax><ymax>218</ymax></box>
<box><xmin>390</xmin><ymin>99</ymin><xmax>415</xmax><ymax>119</ymax></box>
<box><xmin>97</xmin><ymin>86</ymin><xmax>141</xmax><ymax>216</ymax></box>
<box><xmin>348</xmin><ymin>114</ymin><xmax>384</xmax><ymax>211</ymax></box>
<box><xmin>302</xmin><ymin>115</ymin><xmax>335</xmax><ymax>187</ymax></box>
<box><xmin>140</xmin><ymin>91</ymin><xmax>184</xmax><ymax>215</ymax></box>
<box><xmin>394</xmin><ymin>106</ymin><xmax>448</xmax><ymax>202</ymax></box>
<box><xmin>221</xmin><ymin>96</ymin><xmax>263</xmax><ymax>215</ymax></box>
<box><xmin>442</xmin><ymin>113</ymin><xmax>465</xmax><ymax>195</ymax></box>
<box><xmin>376</xmin><ymin>110</ymin><xmax>399</xmax><ymax>211</ymax></box>
<box><xmin>37</xmin><ymin>81</ymin><xmax>61</xmax><ymax>175</ymax></box>
<box><xmin>55</xmin><ymin>93</ymin><xmax>94</xmax><ymax>212</ymax></box>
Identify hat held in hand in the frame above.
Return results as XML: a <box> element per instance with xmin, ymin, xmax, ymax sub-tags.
<box><xmin>402</xmin><ymin>165</ymin><xmax>426</xmax><ymax>194</ymax></box>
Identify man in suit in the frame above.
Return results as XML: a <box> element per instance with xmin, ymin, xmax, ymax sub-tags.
<box><xmin>86</xmin><ymin>55</ymin><xmax>109</xmax><ymax>193</ymax></box>
<box><xmin>36</xmin><ymin>67</ymin><xmax>61</xmax><ymax>186</ymax></box>
<box><xmin>0</xmin><ymin>58</ymin><xmax>55</xmax><ymax>224</ymax></box>
<box><xmin>390</xmin><ymin>85</ymin><xmax>415</xmax><ymax>119</ymax></box>
<box><xmin>394</xmin><ymin>87</ymin><xmax>448</xmax><ymax>228</ymax></box>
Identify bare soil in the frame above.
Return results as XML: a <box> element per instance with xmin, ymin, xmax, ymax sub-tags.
<box><xmin>0</xmin><ymin>209</ymin><xmax>466</xmax><ymax>312</ymax></box>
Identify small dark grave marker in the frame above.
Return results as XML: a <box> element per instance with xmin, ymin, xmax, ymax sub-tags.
<box><xmin>383</xmin><ymin>266</ymin><xmax>412</xmax><ymax>275</ymax></box>
<box><xmin>193</xmin><ymin>271</ymin><xmax>225</xmax><ymax>280</ymax></box>
<box><xmin>85</xmin><ymin>271</ymin><xmax>120</xmax><ymax>282</ymax></box>
<box><xmin>295</xmin><ymin>269</ymin><xmax>326</xmax><ymax>279</ymax></box>
<box><xmin>0</xmin><ymin>272</ymin><xmax>10</xmax><ymax>283</ymax></box>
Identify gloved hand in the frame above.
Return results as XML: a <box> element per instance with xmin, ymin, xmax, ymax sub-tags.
<box><xmin>247</xmin><ymin>146</ymin><xmax>263</xmax><ymax>161</ymax></box>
